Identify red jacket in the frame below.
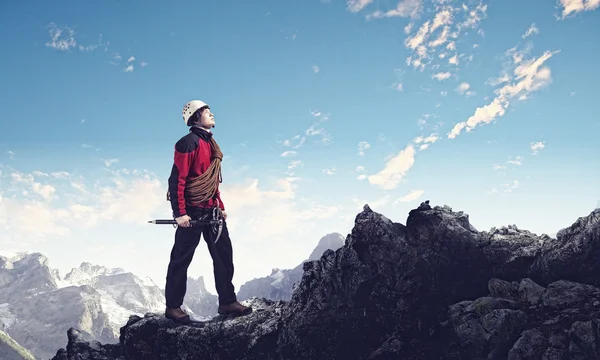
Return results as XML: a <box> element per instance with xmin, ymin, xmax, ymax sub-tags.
<box><xmin>168</xmin><ymin>127</ymin><xmax>225</xmax><ymax>217</ymax></box>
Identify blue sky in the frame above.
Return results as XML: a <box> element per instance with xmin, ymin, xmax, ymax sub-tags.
<box><xmin>1</xmin><ymin>0</ymin><xmax>599</xmax><ymax>292</ymax></box>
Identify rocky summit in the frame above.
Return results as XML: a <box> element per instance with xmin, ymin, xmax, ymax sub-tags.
<box><xmin>52</xmin><ymin>201</ymin><xmax>600</xmax><ymax>360</ymax></box>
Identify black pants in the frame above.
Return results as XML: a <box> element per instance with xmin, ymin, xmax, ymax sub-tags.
<box><xmin>165</xmin><ymin>208</ymin><xmax>237</xmax><ymax>308</ymax></box>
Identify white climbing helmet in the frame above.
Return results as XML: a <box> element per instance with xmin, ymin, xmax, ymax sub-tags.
<box><xmin>182</xmin><ymin>100</ymin><xmax>209</xmax><ymax>125</ymax></box>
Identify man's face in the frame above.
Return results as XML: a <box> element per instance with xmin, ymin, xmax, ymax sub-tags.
<box><xmin>200</xmin><ymin>107</ymin><xmax>215</xmax><ymax>128</ymax></box>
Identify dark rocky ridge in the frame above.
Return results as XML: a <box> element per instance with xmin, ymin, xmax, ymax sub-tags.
<box><xmin>52</xmin><ymin>201</ymin><xmax>600</xmax><ymax>360</ymax></box>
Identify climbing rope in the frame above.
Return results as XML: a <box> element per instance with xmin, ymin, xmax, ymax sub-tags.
<box><xmin>166</xmin><ymin>136</ymin><xmax>223</xmax><ymax>206</ymax></box>
<box><xmin>184</xmin><ymin>136</ymin><xmax>223</xmax><ymax>205</ymax></box>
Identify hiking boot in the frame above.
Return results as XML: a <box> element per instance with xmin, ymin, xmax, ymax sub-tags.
<box><xmin>165</xmin><ymin>307</ymin><xmax>191</xmax><ymax>324</ymax></box>
<box><xmin>218</xmin><ymin>301</ymin><xmax>252</xmax><ymax>316</ymax></box>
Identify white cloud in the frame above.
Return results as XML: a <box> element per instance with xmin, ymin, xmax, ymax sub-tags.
<box><xmin>347</xmin><ymin>0</ymin><xmax>374</xmax><ymax>13</ymax></box>
<box><xmin>310</xmin><ymin>110</ymin><xmax>329</xmax><ymax>122</ymax></box>
<box><xmin>220</xmin><ymin>178</ymin><xmax>341</xmax><ymax>240</ymax></box>
<box><xmin>287</xmin><ymin>160</ymin><xmax>303</xmax><ymax>170</ymax></box>
<box><xmin>374</xmin><ymin>2</ymin><xmax>486</xmax><ymax>71</ymax></box>
<box><xmin>414</xmin><ymin>134</ymin><xmax>438</xmax><ymax>151</ymax></box>
<box><xmin>366</xmin><ymin>0</ymin><xmax>423</xmax><ymax>20</ymax></box>
<box><xmin>102</xmin><ymin>158</ymin><xmax>119</xmax><ymax>167</ymax></box>
<box><xmin>45</xmin><ymin>23</ymin><xmax>109</xmax><ymax>53</ymax></box>
<box><xmin>530</xmin><ymin>141</ymin><xmax>546</xmax><ymax>155</ymax></box>
<box><xmin>280</xmin><ymin>151</ymin><xmax>297</xmax><ymax>157</ymax></box>
<box><xmin>312</xmin><ymin>65</ymin><xmax>320</xmax><ymax>73</ymax></box>
<box><xmin>522</xmin><ymin>23</ymin><xmax>539</xmax><ymax>38</ymax></box>
<box><xmin>448</xmin><ymin>54</ymin><xmax>459</xmax><ymax>65</ymax></box>
<box><xmin>323</xmin><ymin>167</ymin><xmax>336</xmax><ymax>175</ymax></box>
<box><xmin>127</xmin><ymin>56</ymin><xmax>135</xmax><ymax>62</ymax></box>
<box><xmin>456</xmin><ymin>82</ymin><xmax>474</xmax><ymax>97</ymax></box>
<box><xmin>506</xmin><ymin>156</ymin><xmax>524</xmax><ymax>165</ymax></box>
<box><xmin>0</xmin><ymin>167</ymin><xmax>165</xmax><ymax>244</ymax></box>
<box><xmin>45</xmin><ymin>23</ymin><xmax>77</xmax><ymax>51</ymax></box>
<box><xmin>351</xmin><ymin>194</ymin><xmax>391</xmax><ymax>210</ymax></box>
<box><xmin>494</xmin><ymin>155</ymin><xmax>524</xmax><ymax>171</ymax></box>
<box><xmin>356</xmin><ymin>166</ymin><xmax>365</xmax><ymax>172</ymax></box>
<box><xmin>358</xmin><ymin>141</ymin><xmax>371</xmax><ymax>156</ymax></box>
<box><xmin>305</xmin><ymin>124</ymin><xmax>332</xmax><ymax>144</ymax></box>
<box><xmin>393</xmin><ymin>189</ymin><xmax>424</xmax><ymax>205</ymax></box>
<box><xmin>501</xmin><ymin>180</ymin><xmax>520</xmax><ymax>193</ymax></box>
<box><xmin>281</xmin><ymin>134</ymin><xmax>306</xmax><ymax>149</ymax></box>
<box><xmin>558</xmin><ymin>0</ymin><xmax>600</xmax><ymax>18</ymax></box>
<box><xmin>367</xmin><ymin>145</ymin><xmax>416</xmax><ymax>190</ymax></box>
<box><xmin>448</xmin><ymin>47</ymin><xmax>559</xmax><ymax>139</ymax></box>
<box><xmin>10</xmin><ymin>171</ymin><xmax>57</xmax><ymax>200</ymax></box>
<box><xmin>432</xmin><ymin>71</ymin><xmax>452</xmax><ymax>81</ymax></box>
<box><xmin>124</xmin><ymin>65</ymin><xmax>134</xmax><ymax>72</ymax></box>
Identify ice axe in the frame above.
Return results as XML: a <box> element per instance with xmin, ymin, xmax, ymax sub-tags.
<box><xmin>148</xmin><ymin>208</ymin><xmax>224</xmax><ymax>244</ymax></box>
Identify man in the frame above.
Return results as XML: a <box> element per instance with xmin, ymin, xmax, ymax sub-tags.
<box><xmin>164</xmin><ymin>99</ymin><xmax>252</xmax><ymax>324</ymax></box>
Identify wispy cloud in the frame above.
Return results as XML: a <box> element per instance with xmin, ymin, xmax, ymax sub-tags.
<box><xmin>493</xmin><ymin>155</ymin><xmax>524</xmax><ymax>171</ymax></box>
<box><xmin>558</xmin><ymin>0</ymin><xmax>600</xmax><ymax>18</ymax></box>
<box><xmin>530</xmin><ymin>141</ymin><xmax>546</xmax><ymax>155</ymax></box>
<box><xmin>358</xmin><ymin>141</ymin><xmax>371</xmax><ymax>156</ymax></box>
<box><xmin>522</xmin><ymin>23</ymin><xmax>539</xmax><ymax>38</ymax></box>
<box><xmin>280</xmin><ymin>112</ymin><xmax>333</xmax><ymax>154</ymax></box>
<box><xmin>312</xmin><ymin>65</ymin><xmax>320</xmax><ymax>73</ymax></box>
<box><xmin>412</xmin><ymin>134</ymin><xmax>439</xmax><ymax>151</ymax></box>
<box><xmin>45</xmin><ymin>23</ymin><xmax>77</xmax><ymax>51</ymax></box>
<box><xmin>310</xmin><ymin>109</ymin><xmax>329</xmax><ymax>122</ymax></box>
<box><xmin>365</xmin><ymin>0</ymin><xmax>423</xmax><ymax>20</ymax></box>
<box><xmin>432</xmin><ymin>71</ymin><xmax>452</xmax><ymax>81</ymax></box>
<box><xmin>102</xmin><ymin>158</ymin><xmax>119</xmax><ymax>167</ymax></box>
<box><xmin>0</xmin><ymin>167</ymin><xmax>165</xmax><ymax>243</ymax></box>
<box><xmin>280</xmin><ymin>150</ymin><xmax>297</xmax><ymax>157</ymax></box>
<box><xmin>448</xmin><ymin>38</ymin><xmax>559</xmax><ymax>139</ymax></box>
<box><xmin>367</xmin><ymin>144</ymin><xmax>415</xmax><ymax>190</ymax></box>
<box><xmin>45</xmin><ymin>23</ymin><xmax>109</xmax><ymax>52</ymax></box>
<box><xmin>81</xmin><ymin>144</ymin><xmax>101</xmax><ymax>151</ymax></box>
<box><xmin>393</xmin><ymin>189</ymin><xmax>424</xmax><ymax>205</ymax></box>
<box><xmin>45</xmin><ymin>23</ymin><xmax>146</xmax><ymax>73</ymax></box>
<box><xmin>347</xmin><ymin>0</ymin><xmax>375</xmax><ymax>13</ymax></box>
<box><xmin>323</xmin><ymin>167</ymin><xmax>336</xmax><ymax>175</ymax></box>
<box><xmin>359</xmin><ymin>1</ymin><xmax>486</xmax><ymax>73</ymax></box>
<box><xmin>456</xmin><ymin>82</ymin><xmax>475</xmax><ymax>97</ymax></box>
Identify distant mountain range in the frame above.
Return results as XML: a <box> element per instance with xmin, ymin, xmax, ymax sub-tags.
<box><xmin>0</xmin><ymin>252</ymin><xmax>213</xmax><ymax>359</ymax></box>
<box><xmin>237</xmin><ymin>232</ymin><xmax>345</xmax><ymax>301</ymax></box>
<box><xmin>0</xmin><ymin>232</ymin><xmax>344</xmax><ymax>359</ymax></box>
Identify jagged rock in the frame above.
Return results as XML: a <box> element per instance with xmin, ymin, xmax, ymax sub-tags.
<box><xmin>489</xmin><ymin>278</ymin><xmax>520</xmax><ymax>301</ymax></box>
<box><xmin>51</xmin><ymin>201</ymin><xmax>600</xmax><ymax>360</ymax></box>
<box><xmin>529</xmin><ymin>208</ymin><xmax>600</xmax><ymax>286</ymax></box>
<box><xmin>443</xmin><ymin>277</ymin><xmax>600</xmax><ymax>359</ymax></box>
<box><xmin>519</xmin><ymin>278</ymin><xmax>546</xmax><ymax>306</ymax></box>
<box><xmin>52</xmin><ymin>328</ymin><xmax>123</xmax><ymax>360</ymax></box>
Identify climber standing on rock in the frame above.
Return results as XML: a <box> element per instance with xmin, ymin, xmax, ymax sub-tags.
<box><xmin>164</xmin><ymin>99</ymin><xmax>252</xmax><ymax>324</ymax></box>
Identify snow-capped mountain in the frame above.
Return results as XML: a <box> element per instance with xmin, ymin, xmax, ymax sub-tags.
<box><xmin>237</xmin><ymin>232</ymin><xmax>345</xmax><ymax>301</ymax></box>
<box><xmin>0</xmin><ymin>252</ymin><xmax>217</xmax><ymax>360</ymax></box>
